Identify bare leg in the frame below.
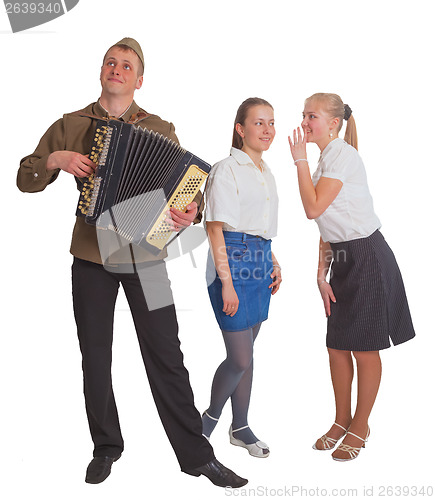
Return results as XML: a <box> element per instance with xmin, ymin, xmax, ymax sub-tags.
<box><xmin>314</xmin><ymin>348</ymin><xmax>353</xmax><ymax>449</ymax></box>
<box><xmin>332</xmin><ymin>350</ymin><xmax>381</xmax><ymax>459</ymax></box>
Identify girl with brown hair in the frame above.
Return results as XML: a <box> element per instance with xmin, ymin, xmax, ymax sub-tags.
<box><xmin>202</xmin><ymin>98</ymin><xmax>282</xmax><ymax>457</ymax></box>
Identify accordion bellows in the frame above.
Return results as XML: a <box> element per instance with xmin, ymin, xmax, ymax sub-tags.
<box><xmin>76</xmin><ymin>119</ymin><xmax>210</xmax><ymax>255</ymax></box>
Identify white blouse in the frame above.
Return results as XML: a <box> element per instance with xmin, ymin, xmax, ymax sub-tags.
<box><xmin>205</xmin><ymin>147</ymin><xmax>278</xmax><ymax>239</ymax></box>
<box><xmin>312</xmin><ymin>138</ymin><xmax>381</xmax><ymax>243</ymax></box>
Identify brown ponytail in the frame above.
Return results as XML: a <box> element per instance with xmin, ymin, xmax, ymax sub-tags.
<box><xmin>232</xmin><ymin>97</ymin><xmax>273</xmax><ymax>149</ymax></box>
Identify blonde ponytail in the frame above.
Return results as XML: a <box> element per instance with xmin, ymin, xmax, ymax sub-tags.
<box><xmin>305</xmin><ymin>93</ymin><xmax>358</xmax><ymax>150</ymax></box>
<box><xmin>343</xmin><ymin>114</ymin><xmax>358</xmax><ymax>150</ymax></box>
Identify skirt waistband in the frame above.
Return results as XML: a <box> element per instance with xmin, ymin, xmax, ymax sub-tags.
<box><xmin>223</xmin><ymin>231</ymin><xmax>269</xmax><ymax>242</ymax></box>
<box><xmin>329</xmin><ymin>229</ymin><xmax>382</xmax><ymax>250</ymax></box>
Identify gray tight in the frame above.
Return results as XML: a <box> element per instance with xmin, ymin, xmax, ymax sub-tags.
<box><xmin>202</xmin><ymin>323</ymin><xmax>261</xmax><ymax>444</ymax></box>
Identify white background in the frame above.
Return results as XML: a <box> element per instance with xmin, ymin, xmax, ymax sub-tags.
<box><xmin>1</xmin><ymin>0</ymin><xmax>434</xmax><ymax>498</ymax></box>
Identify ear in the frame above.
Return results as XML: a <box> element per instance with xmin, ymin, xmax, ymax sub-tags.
<box><xmin>235</xmin><ymin>122</ymin><xmax>244</xmax><ymax>139</ymax></box>
<box><xmin>135</xmin><ymin>75</ymin><xmax>144</xmax><ymax>90</ymax></box>
<box><xmin>330</xmin><ymin>116</ymin><xmax>340</xmax><ymax>130</ymax></box>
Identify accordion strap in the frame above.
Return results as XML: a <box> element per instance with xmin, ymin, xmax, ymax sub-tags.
<box><xmin>69</xmin><ymin>110</ymin><xmax>151</xmax><ymax>124</ymax></box>
<box><xmin>127</xmin><ymin>112</ymin><xmax>151</xmax><ymax>124</ymax></box>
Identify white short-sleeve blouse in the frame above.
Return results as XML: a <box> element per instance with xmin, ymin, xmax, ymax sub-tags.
<box><xmin>205</xmin><ymin>147</ymin><xmax>278</xmax><ymax>239</ymax></box>
<box><xmin>312</xmin><ymin>138</ymin><xmax>381</xmax><ymax>243</ymax></box>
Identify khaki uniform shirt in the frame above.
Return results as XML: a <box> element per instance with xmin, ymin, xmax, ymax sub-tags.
<box><xmin>17</xmin><ymin>100</ymin><xmax>203</xmax><ymax>265</ymax></box>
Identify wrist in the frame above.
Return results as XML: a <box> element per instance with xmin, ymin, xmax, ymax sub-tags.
<box><xmin>294</xmin><ymin>158</ymin><xmax>308</xmax><ymax>166</ymax></box>
<box><xmin>46</xmin><ymin>152</ymin><xmax>57</xmax><ymax>171</ymax></box>
<box><xmin>221</xmin><ymin>279</ymin><xmax>234</xmax><ymax>289</ymax></box>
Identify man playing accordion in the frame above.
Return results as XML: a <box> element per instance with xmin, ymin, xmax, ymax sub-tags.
<box><xmin>17</xmin><ymin>37</ymin><xmax>247</xmax><ymax>489</ymax></box>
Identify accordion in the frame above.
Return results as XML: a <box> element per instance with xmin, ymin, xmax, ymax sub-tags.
<box><xmin>76</xmin><ymin>119</ymin><xmax>210</xmax><ymax>255</ymax></box>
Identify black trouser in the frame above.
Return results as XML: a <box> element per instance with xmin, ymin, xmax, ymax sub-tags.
<box><xmin>71</xmin><ymin>257</ymin><xmax>214</xmax><ymax>471</ymax></box>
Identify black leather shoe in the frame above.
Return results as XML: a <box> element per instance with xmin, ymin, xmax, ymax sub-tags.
<box><xmin>184</xmin><ymin>458</ymin><xmax>248</xmax><ymax>488</ymax></box>
<box><xmin>85</xmin><ymin>455</ymin><xmax>121</xmax><ymax>484</ymax></box>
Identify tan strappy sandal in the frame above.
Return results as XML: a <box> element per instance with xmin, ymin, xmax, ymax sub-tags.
<box><xmin>332</xmin><ymin>427</ymin><xmax>370</xmax><ymax>461</ymax></box>
<box><xmin>312</xmin><ymin>422</ymin><xmax>348</xmax><ymax>450</ymax></box>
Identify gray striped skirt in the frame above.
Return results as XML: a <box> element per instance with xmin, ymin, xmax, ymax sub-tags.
<box><xmin>327</xmin><ymin>230</ymin><xmax>415</xmax><ymax>351</ymax></box>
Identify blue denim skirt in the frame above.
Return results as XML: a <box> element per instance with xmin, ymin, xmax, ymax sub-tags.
<box><xmin>206</xmin><ymin>231</ymin><xmax>273</xmax><ymax>332</ymax></box>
